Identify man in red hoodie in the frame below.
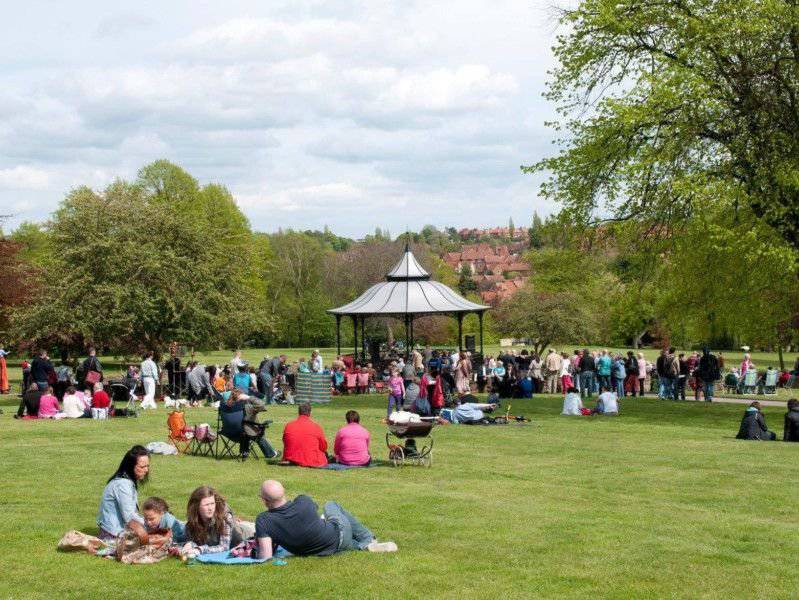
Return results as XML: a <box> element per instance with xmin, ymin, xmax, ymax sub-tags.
<box><xmin>282</xmin><ymin>403</ymin><xmax>328</xmax><ymax>467</ymax></box>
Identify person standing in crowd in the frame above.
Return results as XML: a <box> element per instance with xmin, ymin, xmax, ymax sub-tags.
<box><xmin>0</xmin><ymin>346</ymin><xmax>9</xmax><ymax>394</ymax></box>
<box><xmin>695</xmin><ymin>347</ymin><xmax>720</xmax><ymax>402</ymax></box>
<box><xmin>423</xmin><ymin>345</ymin><xmax>433</xmax><ymax>370</ymax></box>
<box><xmin>54</xmin><ymin>358</ymin><xmax>75</xmax><ymax>403</ymax></box>
<box><xmin>230</xmin><ymin>351</ymin><xmax>247</xmax><ymax>376</ymax></box>
<box><xmin>529</xmin><ymin>353</ymin><xmax>543</xmax><ymax>393</ymax></box>
<box><xmin>559</xmin><ymin>352</ymin><xmax>572</xmax><ymax>395</ymax></box>
<box><xmin>80</xmin><ymin>347</ymin><xmax>103</xmax><ymax>386</ymax></box>
<box><xmin>612</xmin><ymin>354</ymin><xmax>626</xmax><ymax>399</ymax></box>
<box><xmin>31</xmin><ymin>349</ymin><xmax>54</xmax><ymax>392</ymax></box>
<box><xmin>676</xmin><ymin>353</ymin><xmax>689</xmax><ymax>401</ymax></box>
<box><xmin>740</xmin><ymin>353</ymin><xmax>755</xmax><ymax>379</ymax></box>
<box><xmin>656</xmin><ymin>349</ymin><xmax>668</xmax><ymax>399</ymax></box>
<box><xmin>454</xmin><ymin>351</ymin><xmax>472</xmax><ymax>395</ymax></box>
<box><xmin>545</xmin><ymin>349</ymin><xmax>561</xmax><ymax>394</ymax></box>
<box><xmin>310</xmin><ymin>350</ymin><xmax>323</xmax><ymax>373</ymax></box>
<box><xmin>411</xmin><ymin>346</ymin><xmax>424</xmax><ymax>376</ymax></box>
<box><xmin>624</xmin><ymin>351</ymin><xmax>638</xmax><ymax>397</ymax></box>
<box><xmin>637</xmin><ymin>352</ymin><xmax>647</xmax><ymax>397</ymax></box>
<box><xmin>579</xmin><ymin>348</ymin><xmax>596</xmax><ymax>399</ymax></box>
<box><xmin>665</xmin><ymin>348</ymin><xmax>680</xmax><ymax>401</ymax></box>
<box><xmin>597</xmin><ymin>350</ymin><xmax>612</xmax><ymax>391</ymax></box>
<box><xmin>140</xmin><ymin>351</ymin><xmax>159</xmax><ymax>410</ymax></box>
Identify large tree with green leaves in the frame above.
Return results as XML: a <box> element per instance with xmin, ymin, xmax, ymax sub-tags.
<box><xmin>528</xmin><ymin>0</ymin><xmax>799</xmax><ymax>252</ymax></box>
<box><xmin>11</xmin><ymin>161</ymin><xmax>260</xmax><ymax>355</ymax></box>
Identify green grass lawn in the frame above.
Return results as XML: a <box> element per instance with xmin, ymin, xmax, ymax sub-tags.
<box><xmin>1</xmin><ymin>394</ymin><xmax>797</xmax><ymax>599</ymax></box>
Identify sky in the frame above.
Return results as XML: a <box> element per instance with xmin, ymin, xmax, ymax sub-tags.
<box><xmin>0</xmin><ymin>0</ymin><xmax>563</xmax><ymax>238</ymax></box>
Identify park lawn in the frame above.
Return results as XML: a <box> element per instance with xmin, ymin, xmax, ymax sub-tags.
<box><xmin>1</xmin><ymin>395</ymin><xmax>798</xmax><ymax>599</ymax></box>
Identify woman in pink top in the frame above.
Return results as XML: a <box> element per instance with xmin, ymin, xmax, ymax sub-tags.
<box><xmin>38</xmin><ymin>386</ymin><xmax>62</xmax><ymax>418</ymax></box>
<box><xmin>386</xmin><ymin>369</ymin><xmax>405</xmax><ymax>418</ymax></box>
<box><xmin>334</xmin><ymin>410</ymin><xmax>371</xmax><ymax>466</ymax></box>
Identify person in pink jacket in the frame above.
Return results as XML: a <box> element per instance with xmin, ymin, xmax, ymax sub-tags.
<box><xmin>333</xmin><ymin>410</ymin><xmax>371</xmax><ymax>466</ymax></box>
<box><xmin>38</xmin><ymin>386</ymin><xmax>63</xmax><ymax>418</ymax></box>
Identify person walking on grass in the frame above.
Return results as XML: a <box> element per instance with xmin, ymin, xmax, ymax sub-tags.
<box><xmin>140</xmin><ymin>351</ymin><xmax>159</xmax><ymax>410</ymax></box>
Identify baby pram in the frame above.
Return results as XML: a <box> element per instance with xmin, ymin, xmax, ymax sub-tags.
<box><xmin>109</xmin><ymin>379</ymin><xmax>139</xmax><ymax>417</ymax></box>
<box><xmin>386</xmin><ymin>420</ymin><xmax>435</xmax><ymax>467</ymax></box>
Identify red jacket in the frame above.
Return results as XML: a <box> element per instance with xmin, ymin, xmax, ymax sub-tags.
<box><xmin>92</xmin><ymin>390</ymin><xmax>110</xmax><ymax>409</ymax></box>
<box><xmin>282</xmin><ymin>415</ymin><xmax>328</xmax><ymax>467</ymax></box>
<box><xmin>431</xmin><ymin>376</ymin><xmax>444</xmax><ymax>409</ymax></box>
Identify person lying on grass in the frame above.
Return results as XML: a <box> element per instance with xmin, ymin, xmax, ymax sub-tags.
<box><xmin>180</xmin><ymin>486</ymin><xmax>253</xmax><ymax>558</ymax></box>
<box><xmin>255</xmin><ymin>480</ymin><xmax>396</xmax><ymax>559</ymax></box>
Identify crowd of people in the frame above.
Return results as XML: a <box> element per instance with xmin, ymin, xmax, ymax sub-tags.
<box><xmin>95</xmin><ymin>445</ymin><xmax>397</xmax><ymax>563</ymax></box>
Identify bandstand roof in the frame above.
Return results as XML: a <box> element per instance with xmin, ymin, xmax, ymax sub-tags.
<box><xmin>328</xmin><ymin>245</ymin><xmax>489</xmax><ymax>317</ymax></box>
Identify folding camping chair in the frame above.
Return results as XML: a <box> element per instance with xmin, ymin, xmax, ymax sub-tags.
<box><xmin>167</xmin><ymin>409</ymin><xmax>193</xmax><ymax>454</ymax></box>
<box><xmin>189</xmin><ymin>423</ymin><xmax>216</xmax><ymax>457</ymax></box>
<box><xmin>741</xmin><ymin>369</ymin><xmax>758</xmax><ymax>394</ymax></box>
<box><xmin>345</xmin><ymin>372</ymin><xmax>358</xmax><ymax>394</ymax></box>
<box><xmin>214</xmin><ymin>409</ymin><xmax>273</xmax><ymax>461</ymax></box>
<box><xmin>762</xmin><ymin>369</ymin><xmax>779</xmax><ymax>394</ymax></box>
<box><xmin>357</xmin><ymin>372</ymin><xmax>369</xmax><ymax>394</ymax></box>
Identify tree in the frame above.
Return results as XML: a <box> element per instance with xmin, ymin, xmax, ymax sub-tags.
<box><xmin>457</xmin><ymin>264</ymin><xmax>478</xmax><ymax>296</ymax></box>
<box><xmin>262</xmin><ymin>231</ymin><xmax>333</xmax><ymax>347</ymax></box>
<box><xmin>0</xmin><ymin>239</ymin><xmax>38</xmax><ymax>338</ymax></box>
<box><xmin>529</xmin><ymin>212</ymin><xmax>544</xmax><ymax>249</ymax></box>
<box><xmin>10</xmin><ymin>162</ymin><xmax>260</xmax><ymax>354</ymax></box>
<box><xmin>508</xmin><ymin>217</ymin><xmax>515</xmax><ymax>238</ymax></box>
<box><xmin>493</xmin><ymin>286</ymin><xmax>597</xmax><ymax>356</ymax></box>
<box><xmin>527</xmin><ymin>0</ymin><xmax>799</xmax><ymax>255</ymax></box>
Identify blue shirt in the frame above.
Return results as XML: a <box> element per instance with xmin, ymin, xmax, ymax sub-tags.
<box><xmin>155</xmin><ymin>512</ymin><xmax>186</xmax><ymax>544</ymax></box>
<box><xmin>597</xmin><ymin>355</ymin><xmax>612</xmax><ymax>376</ymax></box>
<box><xmin>97</xmin><ymin>477</ymin><xmax>143</xmax><ymax>536</ymax></box>
<box><xmin>454</xmin><ymin>403</ymin><xmax>484</xmax><ymax>423</ymax></box>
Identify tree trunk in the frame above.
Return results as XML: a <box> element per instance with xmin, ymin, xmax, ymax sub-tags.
<box><xmin>778</xmin><ymin>345</ymin><xmax>785</xmax><ymax>371</ymax></box>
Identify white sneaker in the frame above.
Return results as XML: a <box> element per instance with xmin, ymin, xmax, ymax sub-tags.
<box><xmin>367</xmin><ymin>541</ymin><xmax>397</xmax><ymax>553</ymax></box>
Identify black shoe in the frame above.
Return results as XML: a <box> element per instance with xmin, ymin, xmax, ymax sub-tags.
<box><xmin>13</xmin><ymin>414</ymin><xmax>21</xmax><ymax>419</ymax></box>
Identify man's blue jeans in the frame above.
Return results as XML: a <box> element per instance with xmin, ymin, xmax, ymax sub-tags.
<box><xmin>615</xmin><ymin>379</ymin><xmax>625</xmax><ymax>398</ymax></box>
<box><xmin>323</xmin><ymin>501</ymin><xmax>374</xmax><ymax>551</ymax></box>
<box><xmin>703</xmin><ymin>382</ymin><xmax>714</xmax><ymax>402</ymax></box>
<box><xmin>259</xmin><ymin>372</ymin><xmax>273</xmax><ymax>404</ymax></box>
<box><xmin>580</xmin><ymin>371</ymin><xmax>595</xmax><ymax>398</ymax></box>
<box><xmin>599</xmin><ymin>375</ymin><xmax>611</xmax><ymax>391</ymax></box>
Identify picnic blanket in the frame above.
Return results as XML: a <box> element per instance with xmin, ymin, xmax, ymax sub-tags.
<box><xmin>318</xmin><ymin>462</ymin><xmax>372</xmax><ymax>471</ymax></box>
<box><xmin>193</xmin><ymin>546</ymin><xmax>291</xmax><ymax>565</ymax></box>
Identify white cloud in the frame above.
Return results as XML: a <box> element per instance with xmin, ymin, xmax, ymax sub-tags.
<box><xmin>0</xmin><ymin>166</ymin><xmax>50</xmax><ymax>190</ymax></box>
<box><xmin>0</xmin><ymin>0</ymin><xmax>561</xmax><ymax>237</ymax></box>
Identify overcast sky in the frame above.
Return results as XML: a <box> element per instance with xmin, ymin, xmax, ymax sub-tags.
<box><xmin>0</xmin><ymin>0</ymin><xmax>562</xmax><ymax>237</ymax></box>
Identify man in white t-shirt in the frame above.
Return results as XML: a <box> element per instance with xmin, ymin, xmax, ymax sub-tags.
<box><xmin>595</xmin><ymin>387</ymin><xmax>619</xmax><ymax>415</ymax></box>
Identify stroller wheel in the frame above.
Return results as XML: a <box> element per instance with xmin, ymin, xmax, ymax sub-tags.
<box><xmin>389</xmin><ymin>446</ymin><xmax>404</xmax><ymax>467</ymax></box>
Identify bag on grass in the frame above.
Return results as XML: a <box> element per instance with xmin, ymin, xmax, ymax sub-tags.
<box><xmin>58</xmin><ymin>530</ymin><xmax>106</xmax><ymax>554</ymax></box>
<box><xmin>85</xmin><ymin>370</ymin><xmax>101</xmax><ymax>385</ymax></box>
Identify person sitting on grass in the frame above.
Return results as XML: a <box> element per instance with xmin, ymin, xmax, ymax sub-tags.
<box><xmin>736</xmin><ymin>401</ymin><xmax>777</xmax><ymax>441</ymax></box>
<box><xmin>97</xmin><ymin>446</ymin><xmax>150</xmax><ymax>541</ymax></box>
<box><xmin>14</xmin><ymin>382</ymin><xmax>42</xmax><ymax>419</ymax></box>
<box><xmin>92</xmin><ymin>382</ymin><xmax>111</xmax><ymax>411</ymax></box>
<box><xmin>62</xmin><ymin>386</ymin><xmax>91</xmax><ymax>418</ymax></box>
<box><xmin>255</xmin><ymin>480</ymin><xmax>397</xmax><ymax>559</ymax></box>
<box><xmin>282</xmin><ymin>403</ymin><xmax>329</xmax><ymax>467</ymax></box>
<box><xmin>333</xmin><ymin>410</ymin><xmax>371</xmax><ymax>466</ymax></box>
<box><xmin>181</xmin><ymin>486</ymin><xmax>252</xmax><ymax>558</ymax></box>
<box><xmin>37</xmin><ymin>385</ymin><xmax>63</xmax><ymax>418</ymax></box>
<box><xmin>783</xmin><ymin>398</ymin><xmax>799</xmax><ymax>442</ymax></box>
<box><xmin>594</xmin><ymin>386</ymin><xmax>619</xmax><ymax>415</ymax></box>
<box><xmin>561</xmin><ymin>386</ymin><xmax>583</xmax><ymax>416</ymax></box>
